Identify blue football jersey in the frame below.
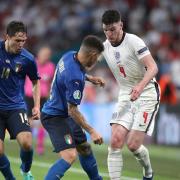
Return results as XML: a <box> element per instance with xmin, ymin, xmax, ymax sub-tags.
<box><xmin>0</xmin><ymin>41</ymin><xmax>40</xmax><ymax>110</ymax></box>
<box><xmin>42</xmin><ymin>51</ymin><xmax>86</xmax><ymax>117</ymax></box>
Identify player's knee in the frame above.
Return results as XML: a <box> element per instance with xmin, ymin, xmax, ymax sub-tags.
<box><xmin>127</xmin><ymin>141</ymin><xmax>139</xmax><ymax>152</ymax></box>
<box><xmin>76</xmin><ymin>142</ymin><xmax>92</xmax><ymax>156</ymax></box>
<box><xmin>17</xmin><ymin>132</ymin><xmax>32</xmax><ymax>150</ymax></box>
<box><xmin>60</xmin><ymin>149</ymin><xmax>77</xmax><ymax>164</ymax></box>
<box><xmin>111</xmin><ymin>136</ymin><xmax>124</xmax><ymax>149</ymax></box>
<box><xmin>66</xmin><ymin>150</ymin><xmax>77</xmax><ymax>163</ymax></box>
<box><xmin>19</xmin><ymin>136</ymin><xmax>32</xmax><ymax>150</ymax></box>
<box><xmin>20</xmin><ymin>141</ymin><xmax>32</xmax><ymax>151</ymax></box>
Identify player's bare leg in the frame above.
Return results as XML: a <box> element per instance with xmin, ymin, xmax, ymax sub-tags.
<box><xmin>127</xmin><ymin>130</ymin><xmax>153</xmax><ymax>179</ymax></box>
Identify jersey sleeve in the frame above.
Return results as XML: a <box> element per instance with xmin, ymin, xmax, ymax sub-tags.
<box><xmin>131</xmin><ymin>35</ymin><xmax>150</xmax><ymax>60</ymax></box>
<box><xmin>26</xmin><ymin>60</ymin><xmax>41</xmax><ymax>80</ymax></box>
<box><xmin>65</xmin><ymin>79</ymin><xmax>84</xmax><ymax>105</ymax></box>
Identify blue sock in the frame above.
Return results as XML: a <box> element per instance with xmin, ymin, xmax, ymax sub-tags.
<box><xmin>45</xmin><ymin>159</ymin><xmax>71</xmax><ymax>180</ymax></box>
<box><xmin>0</xmin><ymin>154</ymin><xmax>15</xmax><ymax>179</ymax></box>
<box><xmin>79</xmin><ymin>152</ymin><xmax>102</xmax><ymax>180</ymax></box>
<box><xmin>20</xmin><ymin>148</ymin><xmax>33</xmax><ymax>173</ymax></box>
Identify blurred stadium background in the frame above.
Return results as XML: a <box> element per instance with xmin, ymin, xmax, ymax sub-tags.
<box><xmin>0</xmin><ymin>0</ymin><xmax>180</xmax><ymax>179</ymax></box>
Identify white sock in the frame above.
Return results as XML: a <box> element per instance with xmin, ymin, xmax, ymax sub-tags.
<box><xmin>107</xmin><ymin>147</ymin><xmax>123</xmax><ymax>180</ymax></box>
<box><xmin>133</xmin><ymin>145</ymin><xmax>153</xmax><ymax>178</ymax></box>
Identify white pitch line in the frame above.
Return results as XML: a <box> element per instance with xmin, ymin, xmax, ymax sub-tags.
<box><xmin>9</xmin><ymin>156</ymin><xmax>140</xmax><ymax>180</ymax></box>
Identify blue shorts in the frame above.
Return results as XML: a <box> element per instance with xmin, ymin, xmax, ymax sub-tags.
<box><xmin>0</xmin><ymin>109</ymin><xmax>31</xmax><ymax>140</ymax></box>
<box><xmin>41</xmin><ymin>113</ymin><xmax>87</xmax><ymax>153</ymax></box>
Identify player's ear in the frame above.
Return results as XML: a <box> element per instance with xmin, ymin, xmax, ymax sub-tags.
<box><xmin>120</xmin><ymin>21</ymin><xmax>123</xmax><ymax>28</ymax></box>
<box><xmin>87</xmin><ymin>50</ymin><xmax>96</xmax><ymax>58</ymax></box>
<box><xmin>91</xmin><ymin>51</ymin><xmax>100</xmax><ymax>61</ymax></box>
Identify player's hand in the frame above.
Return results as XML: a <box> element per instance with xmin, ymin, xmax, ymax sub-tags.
<box><xmin>32</xmin><ymin>106</ymin><xmax>40</xmax><ymax>120</ymax></box>
<box><xmin>130</xmin><ymin>83</ymin><xmax>144</xmax><ymax>101</ymax></box>
<box><xmin>87</xmin><ymin>75</ymin><xmax>105</xmax><ymax>87</ymax></box>
<box><xmin>89</xmin><ymin>129</ymin><xmax>103</xmax><ymax>145</ymax></box>
<box><xmin>28</xmin><ymin>117</ymin><xmax>33</xmax><ymax>127</ymax></box>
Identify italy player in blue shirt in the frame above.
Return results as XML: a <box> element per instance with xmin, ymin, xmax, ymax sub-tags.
<box><xmin>0</xmin><ymin>21</ymin><xmax>40</xmax><ymax>180</ymax></box>
<box><xmin>41</xmin><ymin>35</ymin><xmax>104</xmax><ymax>180</ymax></box>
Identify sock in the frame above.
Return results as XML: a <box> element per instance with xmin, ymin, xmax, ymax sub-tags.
<box><xmin>45</xmin><ymin>159</ymin><xmax>71</xmax><ymax>180</ymax></box>
<box><xmin>78</xmin><ymin>152</ymin><xmax>102</xmax><ymax>180</ymax></box>
<box><xmin>133</xmin><ymin>145</ymin><xmax>153</xmax><ymax>178</ymax></box>
<box><xmin>107</xmin><ymin>147</ymin><xmax>123</xmax><ymax>180</ymax></box>
<box><xmin>20</xmin><ymin>148</ymin><xmax>33</xmax><ymax>173</ymax></box>
<box><xmin>0</xmin><ymin>154</ymin><xmax>15</xmax><ymax>179</ymax></box>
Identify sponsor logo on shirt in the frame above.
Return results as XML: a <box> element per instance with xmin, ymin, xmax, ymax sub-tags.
<box><xmin>73</xmin><ymin>90</ymin><xmax>81</xmax><ymax>99</ymax></box>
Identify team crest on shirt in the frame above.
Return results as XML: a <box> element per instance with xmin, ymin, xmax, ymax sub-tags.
<box><xmin>15</xmin><ymin>62</ymin><xmax>22</xmax><ymax>72</ymax></box>
<box><xmin>73</xmin><ymin>90</ymin><xmax>81</xmax><ymax>100</ymax></box>
<box><xmin>64</xmin><ymin>134</ymin><xmax>73</xmax><ymax>145</ymax></box>
<box><xmin>114</xmin><ymin>51</ymin><xmax>120</xmax><ymax>64</ymax></box>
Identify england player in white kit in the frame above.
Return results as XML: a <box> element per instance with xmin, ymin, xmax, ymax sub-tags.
<box><xmin>102</xmin><ymin>10</ymin><xmax>160</xmax><ymax>180</ymax></box>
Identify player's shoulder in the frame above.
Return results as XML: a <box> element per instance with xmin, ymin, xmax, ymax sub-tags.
<box><xmin>62</xmin><ymin>51</ymin><xmax>78</xmax><ymax>67</ymax></box>
<box><xmin>103</xmin><ymin>39</ymin><xmax>113</xmax><ymax>55</ymax></box>
<box><xmin>58</xmin><ymin>50</ymin><xmax>78</xmax><ymax>73</ymax></box>
<box><xmin>103</xmin><ymin>39</ymin><xmax>110</xmax><ymax>48</ymax></box>
<box><xmin>20</xmin><ymin>48</ymin><xmax>35</xmax><ymax>62</ymax></box>
<box><xmin>62</xmin><ymin>50</ymin><xmax>76</xmax><ymax>60</ymax></box>
<box><xmin>125</xmin><ymin>33</ymin><xmax>143</xmax><ymax>42</ymax></box>
<box><xmin>63</xmin><ymin>51</ymin><xmax>83</xmax><ymax>79</ymax></box>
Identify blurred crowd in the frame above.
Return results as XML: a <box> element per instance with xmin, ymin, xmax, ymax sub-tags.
<box><xmin>0</xmin><ymin>0</ymin><xmax>179</xmax><ymax>104</ymax></box>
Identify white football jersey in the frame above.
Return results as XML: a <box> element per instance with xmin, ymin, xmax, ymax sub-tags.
<box><xmin>103</xmin><ymin>32</ymin><xmax>160</xmax><ymax>101</ymax></box>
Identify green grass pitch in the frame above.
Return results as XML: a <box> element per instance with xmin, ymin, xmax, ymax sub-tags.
<box><xmin>0</xmin><ymin>139</ymin><xmax>180</xmax><ymax>180</ymax></box>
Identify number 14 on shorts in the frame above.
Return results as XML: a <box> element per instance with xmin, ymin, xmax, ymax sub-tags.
<box><xmin>19</xmin><ymin>113</ymin><xmax>29</xmax><ymax>125</ymax></box>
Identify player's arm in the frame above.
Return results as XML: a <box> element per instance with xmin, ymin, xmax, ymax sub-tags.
<box><xmin>31</xmin><ymin>79</ymin><xmax>40</xmax><ymax>120</ymax></box>
<box><xmin>85</xmin><ymin>74</ymin><xmax>105</xmax><ymax>87</ymax></box>
<box><xmin>140</xmin><ymin>54</ymin><xmax>158</xmax><ymax>87</ymax></box>
<box><xmin>130</xmin><ymin>54</ymin><xmax>158</xmax><ymax>101</ymax></box>
<box><xmin>68</xmin><ymin>103</ymin><xmax>103</xmax><ymax>145</ymax></box>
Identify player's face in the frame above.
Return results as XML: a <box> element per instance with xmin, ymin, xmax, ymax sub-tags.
<box><xmin>103</xmin><ymin>22</ymin><xmax>123</xmax><ymax>45</ymax></box>
<box><xmin>6</xmin><ymin>32</ymin><xmax>27</xmax><ymax>54</ymax></box>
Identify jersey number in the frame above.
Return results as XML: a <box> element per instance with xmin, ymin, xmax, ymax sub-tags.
<box><xmin>119</xmin><ymin>66</ymin><xmax>126</xmax><ymax>77</ymax></box>
<box><xmin>19</xmin><ymin>113</ymin><xmax>29</xmax><ymax>125</ymax></box>
<box><xmin>143</xmin><ymin>112</ymin><xmax>148</xmax><ymax>123</ymax></box>
<box><xmin>1</xmin><ymin>67</ymin><xmax>10</xmax><ymax>79</ymax></box>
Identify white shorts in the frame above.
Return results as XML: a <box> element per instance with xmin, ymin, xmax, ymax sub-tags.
<box><xmin>110</xmin><ymin>99</ymin><xmax>160</xmax><ymax>136</ymax></box>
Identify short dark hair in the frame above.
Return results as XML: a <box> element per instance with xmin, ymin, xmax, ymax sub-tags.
<box><xmin>82</xmin><ymin>35</ymin><xmax>104</xmax><ymax>53</ymax></box>
<box><xmin>6</xmin><ymin>21</ymin><xmax>27</xmax><ymax>37</ymax></box>
<box><xmin>102</xmin><ymin>10</ymin><xmax>121</xmax><ymax>25</ymax></box>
